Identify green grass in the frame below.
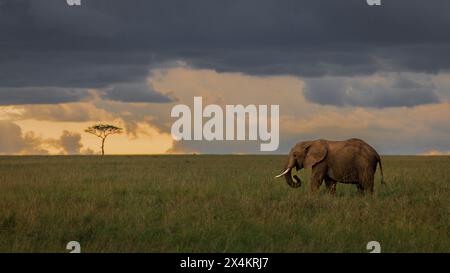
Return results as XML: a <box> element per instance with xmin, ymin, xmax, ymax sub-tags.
<box><xmin>0</xmin><ymin>155</ymin><xmax>449</xmax><ymax>253</ymax></box>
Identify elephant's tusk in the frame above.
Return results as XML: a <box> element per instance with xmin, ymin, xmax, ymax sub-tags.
<box><xmin>275</xmin><ymin>168</ymin><xmax>291</xmax><ymax>178</ymax></box>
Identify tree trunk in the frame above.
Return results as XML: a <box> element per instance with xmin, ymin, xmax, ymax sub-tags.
<box><xmin>101</xmin><ymin>137</ymin><xmax>106</xmax><ymax>156</ymax></box>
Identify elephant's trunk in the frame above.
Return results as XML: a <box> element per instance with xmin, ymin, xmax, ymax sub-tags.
<box><xmin>275</xmin><ymin>154</ymin><xmax>301</xmax><ymax>188</ymax></box>
<box><xmin>284</xmin><ymin>168</ymin><xmax>302</xmax><ymax>188</ymax></box>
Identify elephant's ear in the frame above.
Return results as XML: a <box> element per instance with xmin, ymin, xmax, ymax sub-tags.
<box><xmin>304</xmin><ymin>140</ymin><xmax>328</xmax><ymax>169</ymax></box>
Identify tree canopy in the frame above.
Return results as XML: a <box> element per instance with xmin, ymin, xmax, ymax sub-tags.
<box><xmin>85</xmin><ymin>124</ymin><xmax>123</xmax><ymax>155</ymax></box>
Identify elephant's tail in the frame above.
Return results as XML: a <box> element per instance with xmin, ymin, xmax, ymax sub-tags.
<box><xmin>378</xmin><ymin>157</ymin><xmax>385</xmax><ymax>186</ymax></box>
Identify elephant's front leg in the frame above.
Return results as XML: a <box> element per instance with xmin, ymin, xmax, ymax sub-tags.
<box><xmin>325</xmin><ymin>178</ymin><xmax>337</xmax><ymax>196</ymax></box>
<box><xmin>310</xmin><ymin>164</ymin><xmax>326</xmax><ymax>193</ymax></box>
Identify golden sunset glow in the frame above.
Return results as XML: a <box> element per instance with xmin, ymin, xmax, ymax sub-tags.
<box><xmin>1</xmin><ymin>66</ymin><xmax>449</xmax><ymax>155</ymax></box>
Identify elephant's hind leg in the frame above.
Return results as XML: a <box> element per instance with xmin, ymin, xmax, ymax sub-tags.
<box><xmin>359</xmin><ymin>171</ymin><xmax>375</xmax><ymax>195</ymax></box>
<box><xmin>356</xmin><ymin>179</ymin><xmax>375</xmax><ymax>195</ymax></box>
<box><xmin>356</xmin><ymin>184</ymin><xmax>365</xmax><ymax>195</ymax></box>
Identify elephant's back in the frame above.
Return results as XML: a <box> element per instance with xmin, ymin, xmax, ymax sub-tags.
<box><xmin>329</xmin><ymin>139</ymin><xmax>379</xmax><ymax>177</ymax></box>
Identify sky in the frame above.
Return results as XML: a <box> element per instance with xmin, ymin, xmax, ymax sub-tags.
<box><xmin>0</xmin><ymin>0</ymin><xmax>449</xmax><ymax>155</ymax></box>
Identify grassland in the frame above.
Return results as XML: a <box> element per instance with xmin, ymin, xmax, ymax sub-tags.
<box><xmin>0</xmin><ymin>155</ymin><xmax>448</xmax><ymax>253</ymax></box>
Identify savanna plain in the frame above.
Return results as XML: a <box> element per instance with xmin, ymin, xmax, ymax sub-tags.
<box><xmin>0</xmin><ymin>155</ymin><xmax>448</xmax><ymax>252</ymax></box>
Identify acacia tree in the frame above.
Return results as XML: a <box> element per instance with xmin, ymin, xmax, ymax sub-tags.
<box><xmin>85</xmin><ymin>124</ymin><xmax>123</xmax><ymax>156</ymax></box>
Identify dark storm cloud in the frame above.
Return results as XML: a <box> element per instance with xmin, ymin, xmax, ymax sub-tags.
<box><xmin>0</xmin><ymin>51</ymin><xmax>155</xmax><ymax>88</ymax></box>
<box><xmin>0</xmin><ymin>82</ymin><xmax>172</xmax><ymax>105</ymax></box>
<box><xmin>102</xmin><ymin>83</ymin><xmax>172</xmax><ymax>103</ymax></box>
<box><xmin>1</xmin><ymin>0</ymin><xmax>449</xmax><ymax>106</ymax></box>
<box><xmin>304</xmin><ymin>74</ymin><xmax>440</xmax><ymax>108</ymax></box>
<box><xmin>0</xmin><ymin>87</ymin><xmax>90</xmax><ymax>105</ymax></box>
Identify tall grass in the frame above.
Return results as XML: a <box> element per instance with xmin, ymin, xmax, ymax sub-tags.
<box><xmin>0</xmin><ymin>155</ymin><xmax>448</xmax><ymax>252</ymax></box>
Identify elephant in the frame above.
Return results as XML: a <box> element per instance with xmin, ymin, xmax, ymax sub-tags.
<box><xmin>275</xmin><ymin>138</ymin><xmax>384</xmax><ymax>195</ymax></box>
